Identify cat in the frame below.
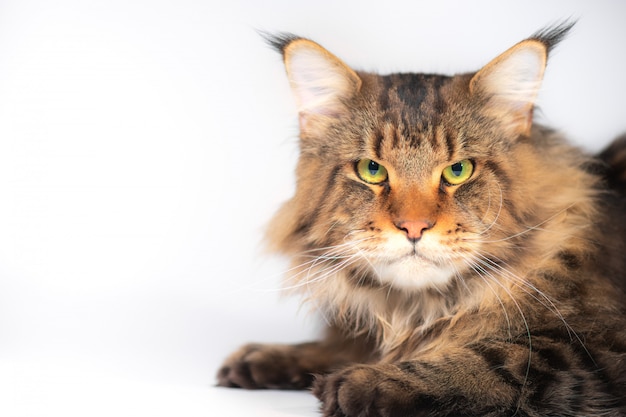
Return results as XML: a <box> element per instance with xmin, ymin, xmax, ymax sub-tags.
<box><xmin>217</xmin><ymin>22</ymin><xmax>626</xmax><ymax>417</ymax></box>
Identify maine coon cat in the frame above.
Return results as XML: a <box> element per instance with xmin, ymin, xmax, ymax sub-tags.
<box><xmin>218</xmin><ymin>22</ymin><xmax>626</xmax><ymax>417</ymax></box>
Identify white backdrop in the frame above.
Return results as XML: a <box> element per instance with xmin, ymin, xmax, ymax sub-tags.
<box><xmin>0</xmin><ymin>1</ymin><xmax>624</xmax><ymax>416</ymax></box>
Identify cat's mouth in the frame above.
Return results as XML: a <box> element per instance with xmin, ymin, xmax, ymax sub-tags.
<box><xmin>403</xmin><ymin>248</ymin><xmax>429</xmax><ymax>262</ymax></box>
<box><xmin>409</xmin><ymin>245</ymin><xmax>423</xmax><ymax>258</ymax></box>
<box><xmin>402</xmin><ymin>240</ymin><xmax>445</xmax><ymax>262</ymax></box>
<box><xmin>357</xmin><ymin>233</ymin><xmax>458</xmax><ymax>289</ymax></box>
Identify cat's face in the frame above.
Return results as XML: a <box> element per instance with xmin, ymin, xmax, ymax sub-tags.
<box><xmin>335</xmin><ymin>107</ymin><xmax>494</xmax><ymax>290</ymax></box>
<box><xmin>267</xmin><ymin>34</ymin><xmax>562</xmax><ymax>291</ymax></box>
<box><xmin>288</xmin><ymin>78</ymin><xmax>515</xmax><ymax>290</ymax></box>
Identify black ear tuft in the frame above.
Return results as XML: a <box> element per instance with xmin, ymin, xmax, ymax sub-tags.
<box><xmin>530</xmin><ymin>20</ymin><xmax>576</xmax><ymax>53</ymax></box>
<box><xmin>258</xmin><ymin>31</ymin><xmax>302</xmax><ymax>56</ymax></box>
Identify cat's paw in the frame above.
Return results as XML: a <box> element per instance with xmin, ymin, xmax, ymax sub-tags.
<box><xmin>216</xmin><ymin>343</ymin><xmax>315</xmax><ymax>390</ymax></box>
<box><xmin>313</xmin><ymin>364</ymin><xmax>427</xmax><ymax>417</ymax></box>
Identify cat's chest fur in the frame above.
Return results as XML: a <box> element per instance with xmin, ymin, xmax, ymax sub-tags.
<box><xmin>298</xmin><ymin>261</ymin><xmax>488</xmax><ymax>355</ymax></box>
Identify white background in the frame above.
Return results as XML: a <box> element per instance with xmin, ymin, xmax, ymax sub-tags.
<box><xmin>0</xmin><ymin>1</ymin><xmax>624</xmax><ymax>416</ymax></box>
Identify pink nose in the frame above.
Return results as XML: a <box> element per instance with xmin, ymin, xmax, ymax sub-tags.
<box><xmin>395</xmin><ymin>220</ymin><xmax>433</xmax><ymax>241</ymax></box>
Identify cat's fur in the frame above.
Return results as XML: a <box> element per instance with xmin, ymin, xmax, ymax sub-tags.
<box><xmin>218</xmin><ymin>23</ymin><xmax>626</xmax><ymax>417</ymax></box>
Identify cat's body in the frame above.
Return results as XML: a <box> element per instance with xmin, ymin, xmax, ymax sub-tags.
<box><xmin>218</xmin><ymin>23</ymin><xmax>626</xmax><ymax>417</ymax></box>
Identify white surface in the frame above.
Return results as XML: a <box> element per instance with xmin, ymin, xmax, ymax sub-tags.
<box><xmin>0</xmin><ymin>1</ymin><xmax>624</xmax><ymax>416</ymax></box>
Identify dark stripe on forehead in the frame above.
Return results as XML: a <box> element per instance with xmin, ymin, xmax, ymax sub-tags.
<box><xmin>377</xmin><ymin>76</ymin><xmax>394</xmax><ymax>112</ymax></box>
<box><xmin>395</xmin><ymin>76</ymin><xmax>428</xmax><ymax>111</ymax></box>
<box><xmin>397</xmin><ymin>74</ymin><xmax>449</xmax><ymax>117</ymax></box>
<box><xmin>444</xmin><ymin>127</ymin><xmax>457</xmax><ymax>159</ymax></box>
<box><xmin>431</xmin><ymin>77</ymin><xmax>448</xmax><ymax>114</ymax></box>
<box><xmin>378</xmin><ymin>73</ymin><xmax>447</xmax><ymax>114</ymax></box>
<box><xmin>400</xmin><ymin>111</ymin><xmax>422</xmax><ymax>149</ymax></box>
<box><xmin>373</xmin><ymin>132</ymin><xmax>384</xmax><ymax>159</ymax></box>
<box><xmin>374</xmin><ymin>73</ymin><xmax>453</xmax><ymax>155</ymax></box>
<box><xmin>391</xmin><ymin>126</ymin><xmax>401</xmax><ymax>150</ymax></box>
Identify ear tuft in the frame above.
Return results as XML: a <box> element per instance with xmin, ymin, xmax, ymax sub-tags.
<box><xmin>260</xmin><ymin>31</ymin><xmax>300</xmax><ymax>55</ymax></box>
<box><xmin>529</xmin><ymin>20</ymin><xmax>576</xmax><ymax>53</ymax></box>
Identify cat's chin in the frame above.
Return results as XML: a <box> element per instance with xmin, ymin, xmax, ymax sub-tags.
<box><xmin>373</xmin><ymin>255</ymin><xmax>456</xmax><ymax>291</ymax></box>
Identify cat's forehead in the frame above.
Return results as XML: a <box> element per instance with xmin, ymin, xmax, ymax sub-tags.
<box><xmin>373</xmin><ymin>72</ymin><xmax>453</xmax><ymax>118</ymax></box>
<box><xmin>361</xmin><ymin>72</ymin><xmax>464</xmax><ymax>172</ymax></box>
<box><xmin>367</xmin><ymin>120</ymin><xmax>456</xmax><ymax>180</ymax></box>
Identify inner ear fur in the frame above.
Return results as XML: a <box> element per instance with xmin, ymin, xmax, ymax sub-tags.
<box><xmin>281</xmin><ymin>38</ymin><xmax>362</xmax><ymax>127</ymax></box>
<box><xmin>470</xmin><ymin>39</ymin><xmax>548</xmax><ymax>137</ymax></box>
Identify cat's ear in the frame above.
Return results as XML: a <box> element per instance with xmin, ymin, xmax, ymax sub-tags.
<box><xmin>470</xmin><ymin>39</ymin><xmax>548</xmax><ymax>137</ymax></box>
<box><xmin>265</xmin><ymin>33</ymin><xmax>362</xmax><ymax>129</ymax></box>
<box><xmin>469</xmin><ymin>22</ymin><xmax>574</xmax><ymax>137</ymax></box>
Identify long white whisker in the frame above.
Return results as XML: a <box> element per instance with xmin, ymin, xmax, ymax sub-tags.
<box><xmin>478</xmin><ymin>180</ymin><xmax>504</xmax><ymax>236</ymax></box>
<box><xmin>281</xmin><ymin>235</ymin><xmax>378</xmax><ymax>292</ymax></box>
<box><xmin>474</xmin><ymin>253</ymin><xmax>596</xmax><ymax>365</ymax></box>
<box><xmin>476</xmin><ymin>203</ymin><xmax>577</xmax><ymax>244</ymax></box>
<box><xmin>464</xmin><ymin>255</ymin><xmax>532</xmax><ymax>414</ymax></box>
<box><xmin>461</xmin><ymin>258</ymin><xmax>512</xmax><ymax>337</ymax></box>
<box><xmin>236</xmin><ymin>236</ymin><xmax>375</xmax><ymax>294</ymax></box>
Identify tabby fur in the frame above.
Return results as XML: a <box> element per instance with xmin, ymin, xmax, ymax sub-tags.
<box><xmin>218</xmin><ymin>23</ymin><xmax>626</xmax><ymax>417</ymax></box>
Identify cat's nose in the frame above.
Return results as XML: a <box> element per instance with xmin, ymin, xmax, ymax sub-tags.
<box><xmin>395</xmin><ymin>220</ymin><xmax>433</xmax><ymax>242</ymax></box>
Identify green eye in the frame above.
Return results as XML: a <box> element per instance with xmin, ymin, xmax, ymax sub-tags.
<box><xmin>442</xmin><ymin>159</ymin><xmax>474</xmax><ymax>185</ymax></box>
<box><xmin>356</xmin><ymin>159</ymin><xmax>388</xmax><ymax>184</ymax></box>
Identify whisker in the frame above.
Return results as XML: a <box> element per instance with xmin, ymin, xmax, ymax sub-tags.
<box><xmin>463</xmin><ymin>255</ymin><xmax>533</xmax><ymax>413</ymax></box>
<box><xmin>280</xmin><ymin>235</ymin><xmax>378</xmax><ymax>293</ymax></box>
<box><xmin>233</xmin><ymin>236</ymin><xmax>375</xmax><ymax>294</ymax></box>
<box><xmin>475</xmin><ymin>203</ymin><xmax>578</xmax><ymax>244</ymax></box>
<box><xmin>473</xmin><ymin>252</ymin><xmax>596</xmax><ymax>365</ymax></box>
<box><xmin>477</xmin><ymin>180</ymin><xmax>504</xmax><ymax>236</ymax></box>
<box><xmin>461</xmin><ymin>258</ymin><xmax>512</xmax><ymax>337</ymax></box>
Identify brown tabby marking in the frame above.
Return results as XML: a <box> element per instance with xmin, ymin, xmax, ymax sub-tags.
<box><xmin>218</xmin><ymin>23</ymin><xmax>626</xmax><ymax>417</ymax></box>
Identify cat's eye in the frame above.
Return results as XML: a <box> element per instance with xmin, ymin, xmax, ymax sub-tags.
<box><xmin>442</xmin><ymin>159</ymin><xmax>474</xmax><ymax>186</ymax></box>
<box><xmin>356</xmin><ymin>159</ymin><xmax>388</xmax><ymax>184</ymax></box>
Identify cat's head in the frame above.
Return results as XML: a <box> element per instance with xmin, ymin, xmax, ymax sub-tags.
<box><xmin>265</xmin><ymin>23</ymin><xmax>588</xmax><ymax>292</ymax></box>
